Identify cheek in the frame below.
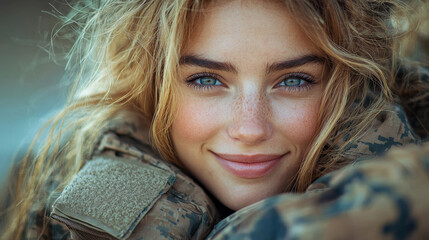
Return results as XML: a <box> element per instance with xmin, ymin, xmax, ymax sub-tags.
<box><xmin>171</xmin><ymin>97</ymin><xmax>225</xmax><ymax>145</ymax></box>
<box><xmin>274</xmin><ymin>98</ymin><xmax>320</xmax><ymax>146</ymax></box>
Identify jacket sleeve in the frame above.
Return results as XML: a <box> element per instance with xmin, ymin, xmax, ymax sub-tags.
<box><xmin>48</xmin><ymin>130</ymin><xmax>219</xmax><ymax>240</ymax></box>
<box><xmin>24</xmin><ymin>208</ymin><xmax>71</xmax><ymax>240</ymax></box>
<box><xmin>206</xmin><ymin>142</ymin><xmax>429</xmax><ymax>240</ymax></box>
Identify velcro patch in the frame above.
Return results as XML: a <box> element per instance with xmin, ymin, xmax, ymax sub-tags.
<box><xmin>51</xmin><ymin>157</ymin><xmax>176</xmax><ymax>239</ymax></box>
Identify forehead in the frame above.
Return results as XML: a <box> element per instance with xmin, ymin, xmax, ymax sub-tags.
<box><xmin>183</xmin><ymin>0</ymin><xmax>320</xmax><ymax>62</ymax></box>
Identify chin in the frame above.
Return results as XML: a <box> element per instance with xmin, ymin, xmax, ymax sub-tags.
<box><xmin>218</xmin><ymin>188</ymin><xmax>276</xmax><ymax>211</ymax></box>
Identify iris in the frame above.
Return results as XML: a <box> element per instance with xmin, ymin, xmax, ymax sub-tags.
<box><xmin>197</xmin><ymin>77</ymin><xmax>221</xmax><ymax>86</ymax></box>
<box><xmin>283</xmin><ymin>78</ymin><xmax>303</xmax><ymax>86</ymax></box>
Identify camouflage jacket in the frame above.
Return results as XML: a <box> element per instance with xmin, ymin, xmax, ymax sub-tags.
<box><xmin>25</xmin><ymin>66</ymin><xmax>429</xmax><ymax>240</ymax></box>
<box><xmin>26</xmin><ymin>111</ymin><xmax>220</xmax><ymax>240</ymax></box>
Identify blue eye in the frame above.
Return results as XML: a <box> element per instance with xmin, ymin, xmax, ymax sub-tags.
<box><xmin>275</xmin><ymin>73</ymin><xmax>315</xmax><ymax>91</ymax></box>
<box><xmin>195</xmin><ymin>77</ymin><xmax>222</xmax><ymax>86</ymax></box>
<box><xmin>186</xmin><ymin>73</ymin><xmax>223</xmax><ymax>90</ymax></box>
<box><xmin>279</xmin><ymin>78</ymin><xmax>305</xmax><ymax>87</ymax></box>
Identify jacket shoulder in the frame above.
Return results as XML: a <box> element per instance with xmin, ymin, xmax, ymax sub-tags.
<box><xmin>48</xmin><ymin>112</ymin><xmax>219</xmax><ymax>240</ymax></box>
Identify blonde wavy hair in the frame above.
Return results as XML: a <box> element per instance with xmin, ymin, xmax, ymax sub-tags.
<box><xmin>2</xmin><ymin>0</ymin><xmax>426</xmax><ymax>239</ymax></box>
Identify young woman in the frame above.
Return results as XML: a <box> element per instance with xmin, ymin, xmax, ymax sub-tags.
<box><xmin>2</xmin><ymin>0</ymin><xmax>429</xmax><ymax>239</ymax></box>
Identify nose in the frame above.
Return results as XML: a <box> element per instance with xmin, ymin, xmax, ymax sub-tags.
<box><xmin>227</xmin><ymin>92</ymin><xmax>273</xmax><ymax>145</ymax></box>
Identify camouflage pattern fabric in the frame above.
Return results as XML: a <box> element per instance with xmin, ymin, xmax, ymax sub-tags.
<box><xmin>24</xmin><ymin>111</ymin><xmax>220</xmax><ymax>239</ymax></box>
<box><xmin>330</xmin><ymin>103</ymin><xmax>420</xmax><ymax>162</ymax></box>
<box><xmin>25</xmin><ymin>208</ymin><xmax>71</xmax><ymax>240</ymax></box>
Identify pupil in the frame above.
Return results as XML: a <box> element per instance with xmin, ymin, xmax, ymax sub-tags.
<box><xmin>201</xmin><ymin>78</ymin><xmax>215</xmax><ymax>85</ymax></box>
<box><xmin>286</xmin><ymin>79</ymin><xmax>300</xmax><ymax>86</ymax></box>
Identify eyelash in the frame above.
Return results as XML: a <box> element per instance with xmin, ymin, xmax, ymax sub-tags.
<box><xmin>185</xmin><ymin>72</ymin><xmax>316</xmax><ymax>92</ymax></box>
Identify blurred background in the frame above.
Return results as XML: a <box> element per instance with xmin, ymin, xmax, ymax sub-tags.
<box><xmin>0</xmin><ymin>0</ymin><xmax>71</xmax><ymax>184</ymax></box>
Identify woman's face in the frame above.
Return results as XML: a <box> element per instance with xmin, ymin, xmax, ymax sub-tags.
<box><xmin>171</xmin><ymin>0</ymin><xmax>326</xmax><ymax>210</ymax></box>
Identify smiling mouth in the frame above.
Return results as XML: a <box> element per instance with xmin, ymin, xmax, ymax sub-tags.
<box><xmin>212</xmin><ymin>152</ymin><xmax>286</xmax><ymax>179</ymax></box>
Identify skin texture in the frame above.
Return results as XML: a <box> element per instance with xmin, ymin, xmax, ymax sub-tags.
<box><xmin>171</xmin><ymin>0</ymin><xmax>326</xmax><ymax>210</ymax></box>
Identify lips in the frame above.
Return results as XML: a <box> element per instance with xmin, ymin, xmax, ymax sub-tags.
<box><xmin>212</xmin><ymin>152</ymin><xmax>285</xmax><ymax>179</ymax></box>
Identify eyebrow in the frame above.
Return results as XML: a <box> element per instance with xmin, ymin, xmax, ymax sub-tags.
<box><xmin>266</xmin><ymin>55</ymin><xmax>325</xmax><ymax>74</ymax></box>
<box><xmin>180</xmin><ymin>55</ymin><xmax>238</xmax><ymax>73</ymax></box>
<box><xmin>179</xmin><ymin>54</ymin><xmax>325</xmax><ymax>74</ymax></box>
